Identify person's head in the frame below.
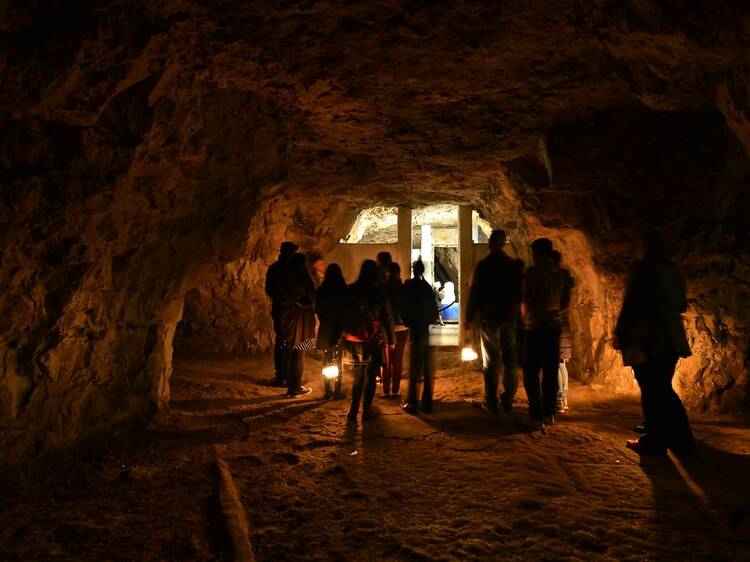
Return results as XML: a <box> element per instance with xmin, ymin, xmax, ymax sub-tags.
<box><xmin>551</xmin><ymin>250</ymin><xmax>562</xmax><ymax>267</ymax></box>
<box><xmin>531</xmin><ymin>238</ymin><xmax>554</xmax><ymax>263</ymax></box>
<box><xmin>357</xmin><ymin>259</ymin><xmax>380</xmax><ymax>286</ymax></box>
<box><xmin>323</xmin><ymin>263</ymin><xmax>345</xmax><ymax>286</ymax></box>
<box><xmin>376</xmin><ymin>251</ymin><xmax>393</xmax><ymax>269</ymax></box>
<box><xmin>412</xmin><ymin>259</ymin><xmax>425</xmax><ymax>278</ymax></box>
<box><xmin>387</xmin><ymin>261</ymin><xmax>401</xmax><ymax>280</ymax></box>
<box><xmin>489</xmin><ymin>229</ymin><xmax>509</xmax><ymax>252</ymax></box>
<box><xmin>642</xmin><ymin>231</ymin><xmax>671</xmax><ymax>262</ymax></box>
<box><xmin>279</xmin><ymin>241</ymin><xmax>298</xmax><ymax>257</ymax></box>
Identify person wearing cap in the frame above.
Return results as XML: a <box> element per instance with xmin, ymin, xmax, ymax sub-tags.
<box><xmin>265</xmin><ymin>241</ymin><xmax>298</xmax><ymax>387</ymax></box>
<box><xmin>465</xmin><ymin>229</ymin><xmax>525</xmax><ymax>414</ymax></box>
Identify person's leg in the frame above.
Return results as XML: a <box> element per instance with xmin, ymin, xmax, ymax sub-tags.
<box><xmin>381</xmin><ymin>344</ymin><xmax>392</xmax><ymax>396</ymax></box>
<box><xmin>480</xmin><ymin>324</ymin><xmax>500</xmax><ymax>412</ymax></box>
<box><xmin>392</xmin><ymin>329</ymin><xmax>408</xmax><ymax>396</ymax></box>
<box><xmin>557</xmin><ymin>361</ymin><xmax>569</xmax><ymax>410</ymax></box>
<box><xmin>499</xmin><ymin>324</ymin><xmax>520</xmax><ymax>411</ymax></box>
<box><xmin>285</xmin><ymin>347</ymin><xmax>296</xmax><ymax>395</ymax></box>
<box><xmin>540</xmin><ymin>328</ymin><xmax>561</xmax><ymax>418</ymax></box>
<box><xmin>421</xmin><ymin>336</ymin><xmax>434</xmax><ymax>411</ymax></box>
<box><xmin>654</xmin><ymin>354</ymin><xmax>695</xmax><ymax>453</ymax></box>
<box><xmin>633</xmin><ymin>360</ymin><xmax>667</xmax><ymax>452</ymax></box>
<box><xmin>349</xmin><ymin>364</ymin><xmax>365</xmax><ymax>415</ymax></box>
<box><xmin>292</xmin><ymin>350</ymin><xmax>305</xmax><ymax>394</ymax></box>
<box><xmin>408</xmin><ymin>325</ymin><xmax>428</xmax><ymax>407</ymax></box>
<box><xmin>523</xmin><ymin>330</ymin><xmax>544</xmax><ymax>420</ymax></box>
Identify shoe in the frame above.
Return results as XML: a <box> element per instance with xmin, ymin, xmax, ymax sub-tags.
<box><xmin>626</xmin><ymin>439</ymin><xmax>666</xmax><ymax>455</ymax></box>
<box><xmin>543</xmin><ymin>415</ymin><xmax>555</xmax><ymax>425</ymax></box>
<box><xmin>380</xmin><ymin>393</ymin><xmax>391</xmax><ymax>399</ymax></box>
<box><xmin>401</xmin><ymin>402</ymin><xmax>418</xmax><ymax>415</ymax></box>
<box><xmin>633</xmin><ymin>425</ymin><xmax>647</xmax><ymax>434</ymax></box>
<box><xmin>390</xmin><ymin>393</ymin><xmax>401</xmax><ymax>400</ymax></box>
<box><xmin>481</xmin><ymin>402</ymin><xmax>499</xmax><ymax>415</ymax></box>
<box><xmin>291</xmin><ymin>386</ymin><xmax>312</xmax><ymax>397</ymax></box>
<box><xmin>270</xmin><ymin>379</ymin><xmax>287</xmax><ymax>388</ymax></box>
<box><xmin>520</xmin><ymin>417</ymin><xmax>544</xmax><ymax>430</ymax></box>
<box><xmin>347</xmin><ymin>410</ymin><xmax>358</xmax><ymax>422</ymax></box>
<box><xmin>362</xmin><ymin>408</ymin><xmax>377</xmax><ymax>421</ymax></box>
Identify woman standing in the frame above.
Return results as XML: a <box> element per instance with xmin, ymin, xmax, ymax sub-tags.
<box><xmin>381</xmin><ymin>262</ymin><xmax>408</xmax><ymax>400</ymax></box>
<box><xmin>614</xmin><ymin>232</ymin><xmax>695</xmax><ymax>455</ymax></box>
<box><xmin>316</xmin><ymin>263</ymin><xmax>347</xmax><ymax>399</ymax></box>
<box><xmin>341</xmin><ymin>260</ymin><xmax>394</xmax><ymax>422</ymax></box>
<box><xmin>277</xmin><ymin>252</ymin><xmax>317</xmax><ymax>398</ymax></box>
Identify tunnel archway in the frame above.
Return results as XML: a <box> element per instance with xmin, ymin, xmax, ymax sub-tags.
<box><xmin>0</xmin><ymin>1</ymin><xmax>749</xmax><ymax>466</ymax></box>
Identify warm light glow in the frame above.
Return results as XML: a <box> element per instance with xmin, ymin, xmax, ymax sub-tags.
<box><xmin>461</xmin><ymin>347</ymin><xmax>478</xmax><ymax>361</ymax></box>
<box><xmin>322</xmin><ymin>365</ymin><xmax>340</xmax><ymax>379</ymax></box>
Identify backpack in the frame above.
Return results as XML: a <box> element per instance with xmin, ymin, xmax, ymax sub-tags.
<box><xmin>342</xmin><ymin>286</ymin><xmax>380</xmax><ymax>341</ymax></box>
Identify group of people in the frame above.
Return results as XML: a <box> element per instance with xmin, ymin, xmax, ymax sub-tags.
<box><xmin>266</xmin><ymin>244</ymin><xmax>439</xmax><ymax>421</ymax></box>
<box><xmin>266</xmin><ymin>226</ymin><xmax>696</xmax><ymax>455</ymax></box>
<box><xmin>465</xmin><ymin>230</ymin><xmax>573</xmax><ymax>426</ymax></box>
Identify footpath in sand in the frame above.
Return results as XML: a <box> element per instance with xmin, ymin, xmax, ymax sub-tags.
<box><xmin>1</xmin><ymin>354</ymin><xmax>749</xmax><ymax>561</ymax></box>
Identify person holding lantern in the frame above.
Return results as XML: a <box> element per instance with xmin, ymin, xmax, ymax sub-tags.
<box><xmin>464</xmin><ymin>229</ymin><xmax>525</xmax><ymax>414</ymax></box>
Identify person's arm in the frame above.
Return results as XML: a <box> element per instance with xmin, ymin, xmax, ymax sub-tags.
<box><xmin>614</xmin><ymin>266</ymin><xmax>644</xmax><ymax>348</ymax></box>
<box><xmin>380</xmin><ymin>293</ymin><xmax>395</xmax><ymax>345</ymax></box>
<box><xmin>521</xmin><ymin>267</ymin><xmax>533</xmax><ymax>321</ymax></box>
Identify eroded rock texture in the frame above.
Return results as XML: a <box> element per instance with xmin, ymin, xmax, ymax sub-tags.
<box><xmin>1</xmin><ymin>0</ymin><xmax>749</xmax><ymax>460</ymax></box>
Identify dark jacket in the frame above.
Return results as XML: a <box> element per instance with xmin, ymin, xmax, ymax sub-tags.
<box><xmin>276</xmin><ymin>266</ymin><xmax>316</xmax><ymax>347</ymax></box>
<box><xmin>614</xmin><ymin>259</ymin><xmax>690</xmax><ymax>358</ymax></box>
<box><xmin>523</xmin><ymin>257</ymin><xmax>570</xmax><ymax>329</ymax></box>
<box><xmin>342</xmin><ymin>282</ymin><xmax>395</xmax><ymax>345</ymax></box>
<box><xmin>315</xmin><ymin>280</ymin><xmax>346</xmax><ymax>350</ymax></box>
<box><xmin>466</xmin><ymin>251</ymin><xmax>524</xmax><ymax>327</ymax></box>
<box><xmin>401</xmin><ymin>277</ymin><xmax>439</xmax><ymax>326</ymax></box>
<box><xmin>265</xmin><ymin>254</ymin><xmax>293</xmax><ymax>319</ymax></box>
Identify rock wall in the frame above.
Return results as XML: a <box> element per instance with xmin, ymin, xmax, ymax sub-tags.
<box><xmin>1</xmin><ymin>0</ymin><xmax>749</xmax><ymax>461</ymax></box>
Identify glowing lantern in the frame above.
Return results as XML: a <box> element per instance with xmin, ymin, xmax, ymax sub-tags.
<box><xmin>322</xmin><ymin>364</ymin><xmax>340</xmax><ymax>379</ymax></box>
<box><xmin>461</xmin><ymin>347</ymin><xmax>478</xmax><ymax>361</ymax></box>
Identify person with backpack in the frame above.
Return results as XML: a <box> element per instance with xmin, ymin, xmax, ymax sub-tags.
<box><xmin>315</xmin><ymin>263</ymin><xmax>347</xmax><ymax>399</ymax></box>
<box><xmin>614</xmin><ymin>231</ymin><xmax>695</xmax><ymax>455</ymax></box>
<box><xmin>401</xmin><ymin>259</ymin><xmax>439</xmax><ymax>414</ymax></box>
<box><xmin>276</xmin><ymin>252</ymin><xmax>317</xmax><ymax>398</ymax></box>
<box><xmin>522</xmin><ymin>238</ymin><xmax>571</xmax><ymax>426</ymax></box>
<box><xmin>552</xmin><ymin>250</ymin><xmax>575</xmax><ymax>414</ymax></box>
<box><xmin>342</xmin><ymin>260</ymin><xmax>394</xmax><ymax>422</ymax></box>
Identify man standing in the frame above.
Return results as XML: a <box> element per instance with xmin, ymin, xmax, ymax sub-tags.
<box><xmin>265</xmin><ymin>241</ymin><xmax>298</xmax><ymax>387</ymax></box>
<box><xmin>465</xmin><ymin>230</ymin><xmax>524</xmax><ymax>414</ymax></box>
<box><xmin>522</xmin><ymin>238</ymin><xmax>570</xmax><ymax>426</ymax></box>
<box><xmin>401</xmin><ymin>259</ymin><xmax>439</xmax><ymax>414</ymax></box>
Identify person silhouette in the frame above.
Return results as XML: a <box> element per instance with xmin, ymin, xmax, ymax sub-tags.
<box><xmin>614</xmin><ymin>231</ymin><xmax>695</xmax><ymax>455</ymax></box>
<box><xmin>465</xmin><ymin>229</ymin><xmax>524</xmax><ymax>413</ymax></box>
<box><xmin>265</xmin><ymin>241</ymin><xmax>298</xmax><ymax>387</ymax></box>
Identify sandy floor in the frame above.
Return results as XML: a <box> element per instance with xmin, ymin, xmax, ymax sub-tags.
<box><xmin>1</xmin><ymin>353</ymin><xmax>749</xmax><ymax>561</ymax></box>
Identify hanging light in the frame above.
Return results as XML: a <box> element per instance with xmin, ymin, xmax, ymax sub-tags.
<box><xmin>322</xmin><ymin>364</ymin><xmax>340</xmax><ymax>379</ymax></box>
<box><xmin>461</xmin><ymin>347</ymin><xmax>478</xmax><ymax>361</ymax></box>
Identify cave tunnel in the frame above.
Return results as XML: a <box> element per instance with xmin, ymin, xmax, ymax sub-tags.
<box><xmin>1</xmin><ymin>1</ymin><xmax>750</xmax><ymax>560</ymax></box>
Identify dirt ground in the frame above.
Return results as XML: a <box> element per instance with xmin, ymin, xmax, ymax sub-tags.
<box><xmin>1</xmin><ymin>353</ymin><xmax>749</xmax><ymax>561</ymax></box>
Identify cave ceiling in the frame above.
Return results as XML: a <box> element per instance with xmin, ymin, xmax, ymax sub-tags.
<box><xmin>3</xmin><ymin>0</ymin><xmax>748</xmax><ymax>204</ymax></box>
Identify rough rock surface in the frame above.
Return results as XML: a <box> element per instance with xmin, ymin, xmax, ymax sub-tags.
<box><xmin>1</xmin><ymin>0</ymin><xmax>749</xmax><ymax>460</ymax></box>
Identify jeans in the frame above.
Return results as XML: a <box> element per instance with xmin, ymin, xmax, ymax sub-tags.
<box><xmin>634</xmin><ymin>353</ymin><xmax>694</xmax><ymax>453</ymax></box>
<box><xmin>480</xmin><ymin>322</ymin><xmax>521</xmax><ymax>411</ymax></box>
<box><xmin>344</xmin><ymin>340</ymin><xmax>382</xmax><ymax>414</ymax></box>
<box><xmin>523</xmin><ymin>327</ymin><xmax>561</xmax><ymax>420</ymax></box>
<box><xmin>406</xmin><ymin>324</ymin><xmax>433</xmax><ymax>408</ymax></box>
<box><xmin>382</xmin><ymin>328</ymin><xmax>408</xmax><ymax>395</ymax></box>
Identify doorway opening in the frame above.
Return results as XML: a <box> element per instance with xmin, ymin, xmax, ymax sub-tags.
<box><xmin>411</xmin><ymin>204</ymin><xmax>460</xmax><ymax>346</ymax></box>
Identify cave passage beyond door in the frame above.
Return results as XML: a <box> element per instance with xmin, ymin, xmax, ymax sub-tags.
<box><xmin>411</xmin><ymin>204</ymin><xmax>460</xmax><ymax>346</ymax></box>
